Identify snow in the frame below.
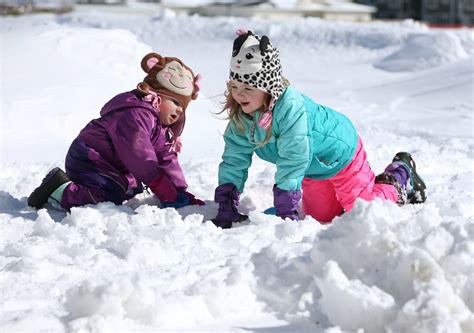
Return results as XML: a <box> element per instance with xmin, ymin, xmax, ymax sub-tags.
<box><xmin>375</xmin><ymin>31</ymin><xmax>470</xmax><ymax>72</ymax></box>
<box><xmin>1</xmin><ymin>10</ymin><xmax>474</xmax><ymax>333</ymax></box>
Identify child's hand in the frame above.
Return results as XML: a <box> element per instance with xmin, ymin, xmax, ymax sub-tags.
<box><xmin>212</xmin><ymin>183</ymin><xmax>248</xmax><ymax>228</ymax></box>
<box><xmin>161</xmin><ymin>190</ymin><xmax>205</xmax><ymax>208</ymax></box>
<box><xmin>273</xmin><ymin>186</ymin><xmax>301</xmax><ymax>220</ymax></box>
<box><xmin>182</xmin><ymin>191</ymin><xmax>205</xmax><ymax>206</ymax></box>
<box><xmin>148</xmin><ymin>175</ymin><xmax>178</xmax><ymax>203</ymax></box>
<box><xmin>148</xmin><ymin>175</ymin><xmax>204</xmax><ymax>208</ymax></box>
<box><xmin>212</xmin><ymin>210</ymin><xmax>248</xmax><ymax>229</ymax></box>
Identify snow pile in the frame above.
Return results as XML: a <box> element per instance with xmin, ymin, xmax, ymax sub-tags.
<box><xmin>252</xmin><ymin>200</ymin><xmax>474</xmax><ymax>332</ymax></box>
<box><xmin>1</xmin><ymin>23</ymin><xmax>150</xmax><ymax>163</ymax></box>
<box><xmin>1</xmin><ymin>11</ymin><xmax>473</xmax><ymax>333</ymax></box>
<box><xmin>375</xmin><ymin>31</ymin><xmax>470</xmax><ymax>72</ymax></box>
<box><xmin>1</xmin><ymin>203</ymin><xmax>281</xmax><ymax>332</ymax></box>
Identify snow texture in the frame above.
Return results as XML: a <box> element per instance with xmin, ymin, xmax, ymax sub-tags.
<box><xmin>1</xmin><ymin>11</ymin><xmax>473</xmax><ymax>333</ymax></box>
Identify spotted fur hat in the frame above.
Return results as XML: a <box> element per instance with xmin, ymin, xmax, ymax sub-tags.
<box><xmin>229</xmin><ymin>30</ymin><xmax>285</xmax><ymax>104</ymax></box>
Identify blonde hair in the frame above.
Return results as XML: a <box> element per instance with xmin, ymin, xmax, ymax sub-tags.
<box><xmin>219</xmin><ymin>78</ymin><xmax>290</xmax><ymax>146</ymax></box>
<box><xmin>218</xmin><ymin>83</ymin><xmax>273</xmax><ymax>147</ymax></box>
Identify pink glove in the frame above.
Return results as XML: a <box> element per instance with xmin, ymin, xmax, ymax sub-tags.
<box><xmin>182</xmin><ymin>191</ymin><xmax>205</xmax><ymax>206</ymax></box>
<box><xmin>148</xmin><ymin>175</ymin><xmax>205</xmax><ymax>207</ymax></box>
<box><xmin>147</xmin><ymin>175</ymin><xmax>178</xmax><ymax>203</ymax></box>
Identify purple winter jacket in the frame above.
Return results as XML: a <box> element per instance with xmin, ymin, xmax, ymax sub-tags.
<box><xmin>65</xmin><ymin>90</ymin><xmax>187</xmax><ymax>204</ymax></box>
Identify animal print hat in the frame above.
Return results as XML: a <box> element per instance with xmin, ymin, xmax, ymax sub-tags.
<box><xmin>138</xmin><ymin>52</ymin><xmax>201</xmax><ymax>138</ymax></box>
<box><xmin>229</xmin><ymin>30</ymin><xmax>285</xmax><ymax>111</ymax></box>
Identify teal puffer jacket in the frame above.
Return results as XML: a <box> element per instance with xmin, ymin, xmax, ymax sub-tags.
<box><xmin>218</xmin><ymin>86</ymin><xmax>358</xmax><ymax>192</ymax></box>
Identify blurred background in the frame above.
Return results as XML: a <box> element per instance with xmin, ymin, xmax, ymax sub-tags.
<box><xmin>1</xmin><ymin>0</ymin><xmax>473</xmax><ymax>26</ymax></box>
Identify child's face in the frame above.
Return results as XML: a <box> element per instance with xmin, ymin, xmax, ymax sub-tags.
<box><xmin>158</xmin><ymin>95</ymin><xmax>184</xmax><ymax>125</ymax></box>
<box><xmin>229</xmin><ymin>80</ymin><xmax>268</xmax><ymax>114</ymax></box>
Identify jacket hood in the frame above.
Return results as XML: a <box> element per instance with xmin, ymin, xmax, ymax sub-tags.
<box><xmin>100</xmin><ymin>90</ymin><xmax>186</xmax><ymax>138</ymax></box>
<box><xmin>100</xmin><ymin>91</ymin><xmax>156</xmax><ymax>117</ymax></box>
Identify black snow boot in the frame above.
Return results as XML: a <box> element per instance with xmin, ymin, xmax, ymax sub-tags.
<box><xmin>392</xmin><ymin>152</ymin><xmax>427</xmax><ymax>204</ymax></box>
<box><xmin>375</xmin><ymin>172</ymin><xmax>407</xmax><ymax>205</ymax></box>
<box><xmin>28</xmin><ymin>167</ymin><xmax>70</xmax><ymax>209</ymax></box>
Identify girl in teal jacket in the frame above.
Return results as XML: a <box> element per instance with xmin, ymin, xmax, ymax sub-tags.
<box><xmin>213</xmin><ymin>30</ymin><xmax>426</xmax><ymax>228</ymax></box>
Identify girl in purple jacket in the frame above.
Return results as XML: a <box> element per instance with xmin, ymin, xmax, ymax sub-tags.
<box><xmin>28</xmin><ymin>52</ymin><xmax>205</xmax><ymax>210</ymax></box>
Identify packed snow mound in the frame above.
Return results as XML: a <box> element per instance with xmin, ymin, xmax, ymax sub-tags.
<box><xmin>1</xmin><ymin>25</ymin><xmax>151</xmax><ymax>163</ymax></box>
<box><xmin>58</xmin><ymin>14</ymin><xmax>473</xmax><ymax>58</ymax></box>
<box><xmin>1</xmin><ymin>11</ymin><xmax>473</xmax><ymax>333</ymax></box>
<box><xmin>48</xmin><ymin>13</ymin><xmax>474</xmax><ymax>80</ymax></box>
<box><xmin>59</xmin><ymin>13</ymin><xmax>410</xmax><ymax>47</ymax></box>
<box><xmin>251</xmin><ymin>200</ymin><xmax>474</xmax><ymax>332</ymax></box>
<box><xmin>375</xmin><ymin>31</ymin><xmax>470</xmax><ymax>72</ymax></box>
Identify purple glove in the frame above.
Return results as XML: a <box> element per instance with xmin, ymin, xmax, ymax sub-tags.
<box><xmin>213</xmin><ymin>183</ymin><xmax>248</xmax><ymax>229</ymax></box>
<box><xmin>273</xmin><ymin>186</ymin><xmax>301</xmax><ymax>220</ymax></box>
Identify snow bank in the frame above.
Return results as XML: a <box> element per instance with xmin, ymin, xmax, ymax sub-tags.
<box><xmin>251</xmin><ymin>200</ymin><xmax>474</xmax><ymax>332</ymax></box>
<box><xmin>1</xmin><ymin>22</ymin><xmax>150</xmax><ymax>163</ymax></box>
<box><xmin>1</xmin><ymin>11</ymin><xmax>473</xmax><ymax>333</ymax></box>
<box><xmin>375</xmin><ymin>31</ymin><xmax>470</xmax><ymax>72</ymax></box>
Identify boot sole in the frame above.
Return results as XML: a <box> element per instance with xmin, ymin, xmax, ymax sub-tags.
<box><xmin>28</xmin><ymin>168</ymin><xmax>70</xmax><ymax>209</ymax></box>
<box><xmin>393</xmin><ymin>152</ymin><xmax>426</xmax><ymax>204</ymax></box>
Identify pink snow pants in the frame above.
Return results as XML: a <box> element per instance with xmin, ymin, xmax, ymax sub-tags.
<box><xmin>302</xmin><ymin>138</ymin><xmax>398</xmax><ymax>223</ymax></box>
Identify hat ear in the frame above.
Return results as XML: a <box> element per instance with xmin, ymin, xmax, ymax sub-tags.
<box><xmin>141</xmin><ymin>52</ymin><xmax>164</xmax><ymax>73</ymax></box>
<box><xmin>259</xmin><ymin>35</ymin><xmax>270</xmax><ymax>53</ymax></box>
<box><xmin>191</xmin><ymin>74</ymin><xmax>201</xmax><ymax>100</ymax></box>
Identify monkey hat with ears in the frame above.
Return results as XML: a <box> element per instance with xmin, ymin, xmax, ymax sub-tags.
<box><xmin>138</xmin><ymin>52</ymin><xmax>201</xmax><ymax>138</ymax></box>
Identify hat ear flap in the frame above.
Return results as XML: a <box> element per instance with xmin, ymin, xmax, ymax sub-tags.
<box><xmin>141</xmin><ymin>52</ymin><xmax>163</xmax><ymax>73</ymax></box>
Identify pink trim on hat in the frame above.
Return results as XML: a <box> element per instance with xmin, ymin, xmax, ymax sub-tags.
<box><xmin>137</xmin><ymin>83</ymin><xmax>162</xmax><ymax>111</ymax></box>
<box><xmin>236</xmin><ymin>28</ymin><xmax>249</xmax><ymax>36</ymax></box>
<box><xmin>257</xmin><ymin>97</ymin><xmax>276</xmax><ymax>130</ymax></box>
<box><xmin>146</xmin><ymin>57</ymin><xmax>159</xmax><ymax>69</ymax></box>
<box><xmin>258</xmin><ymin>111</ymin><xmax>272</xmax><ymax>130</ymax></box>
<box><xmin>268</xmin><ymin>96</ymin><xmax>276</xmax><ymax>112</ymax></box>
<box><xmin>170</xmin><ymin>136</ymin><xmax>182</xmax><ymax>153</ymax></box>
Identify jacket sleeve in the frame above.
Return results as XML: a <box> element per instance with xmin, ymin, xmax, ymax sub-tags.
<box><xmin>154</xmin><ymin>132</ymin><xmax>188</xmax><ymax>189</ymax></box>
<box><xmin>274</xmin><ymin>98</ymin><xmax>311</xmax><ymax>191</ymax></box>
<box><xmin>108</xmin><ymin>108</ymin><xmax>185</xmax><ymax>186</ymax></box>
<box><xmin>218</xmin><ymin>122</ymin><xmax>254</xmax><ymax>192</ymax></box>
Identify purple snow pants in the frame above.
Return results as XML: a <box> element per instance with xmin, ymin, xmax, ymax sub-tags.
<box><xmin>302</xmin><ymin>138</ymin><xmax>398</xmax><ymax>223</ymax></box>
<box><xmin>60</xmin><ymin>139</ymin><xmax>142</xmax><ymax>210</ymax></box>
